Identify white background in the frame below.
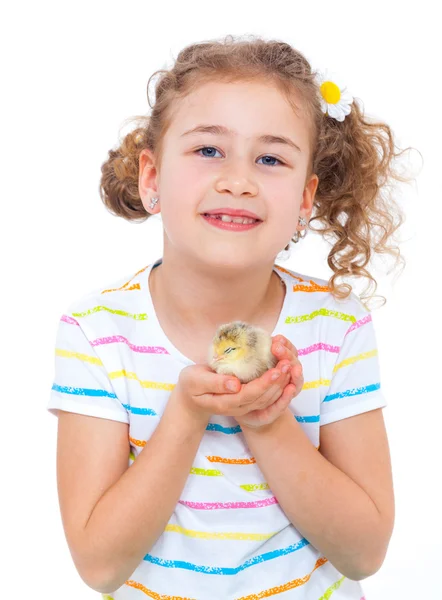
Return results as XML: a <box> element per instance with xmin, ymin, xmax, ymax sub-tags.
<box><xmin>1</xmin><ymin>1</ymin><xmax>440</xmax><ymax>598</ymax></box>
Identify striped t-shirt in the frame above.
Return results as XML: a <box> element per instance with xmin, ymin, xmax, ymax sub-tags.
<box><xmin>47</xmin><ymin>256</ymin><xmax>386</xmax><ymax>599</ymax></box>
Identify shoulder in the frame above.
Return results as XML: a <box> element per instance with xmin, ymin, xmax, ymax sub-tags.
<box><xmin>275</xmin><ymin>263</ymin><xmax>370</xmax><ymax>337</ymax></box>
<box><xmin>60</xmin><ymin>263</ymin><xmax>151</xmax><ymax>339</ymax></box>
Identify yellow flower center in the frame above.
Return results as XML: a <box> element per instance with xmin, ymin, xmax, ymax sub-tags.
<box><xmin>320</xmin><ymin>81</ymin><xmax>341</xmax><ymax>105</ymax></box>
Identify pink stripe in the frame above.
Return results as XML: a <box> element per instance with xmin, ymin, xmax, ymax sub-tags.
<box><xmin>346</xmin><ymin>314</ymin><xmax>371</xmax><ymax>335</ymax></box>
<box><xmin>61</xmin><ymin>316</ymin><xmax>361</xmax><ymax>356</ymax></box>
<box><xmin>90</xmin><ymin>335</ymin><xmax>170</xmax><ymax>355</ymax></box>
<box><xmin>61</xmin><ymin>314</ymin><xmax>79</xmax><ymax>325</ymax></box>
<box><xmin>179</xmin><ymin>497</ymin><xmax>278</xmax><ymax>510</ymax></box>
<box><xmin>91</xmin><ymin>335</ymin><xmax>341</xmax><ymax>358</ymax></box>
<box><xmin>298</xmin><ymin>342</ymin><xmax>339</xmax><ymax>356</ymax></box>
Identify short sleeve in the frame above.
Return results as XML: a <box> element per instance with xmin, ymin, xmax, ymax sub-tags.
<box><xmin>320</xmin><ymin>309</ymin><xmax>387</xmax><ymax>426</ymax></box>
<box><xmin>47</xmin><ymin>313</ymin><xmax>130</xmax><ymax>424</ymax></box>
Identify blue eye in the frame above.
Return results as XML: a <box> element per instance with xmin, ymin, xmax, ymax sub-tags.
<box><xmin>194</xmin><ymin>146</ymin><xmax>284</xmax><ymax>166</ymax></box>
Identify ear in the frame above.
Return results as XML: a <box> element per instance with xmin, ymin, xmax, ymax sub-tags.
<box><xmin>301</xmin><ymin>173</ymin><xmax>319</xmax><ymax>219</ymax></box>
<box><xmin>139</xmin><ymin>148</ymin><xmax>159</xmax><ymax>212</ymax></box>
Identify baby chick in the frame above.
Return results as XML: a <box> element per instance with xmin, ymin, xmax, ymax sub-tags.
<box><xmin>207</xmin><ymin>320</ymin><xmax>279</xmax><ymax>384</ymax></box>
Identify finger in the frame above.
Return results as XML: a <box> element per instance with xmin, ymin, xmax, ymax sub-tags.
<box><xmin>197</xmin><ymin>365</ymin><xmax>242</xmax><ymax>396</ymax></box>
<box><xmin>235</xmin><ymin>370</ymin><xmax>289</xmax><ymax>414</ymax></box>
<box><xmin>237</xmin><ymin>380</ymin><xmax>284</xmax><ymax>416</ymax></box>
<box><xmin>243</xmin><ymin>382</ymin><xmax>294</xmax><ymax>424</ymax></box>
<box><xmin>273</xmin><ymin>335</ymin><xmax>298</xmax><ymax>358</ymax></box>
<box><xmin>265</xmin><ymin>383</ymin><xmax>296</xmax><ymax>417</ymax></box>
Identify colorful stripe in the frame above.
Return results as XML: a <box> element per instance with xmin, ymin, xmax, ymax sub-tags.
<box><xmin>236</xmin><ymin>556</ymin><xmax>329</xmax><ymax>599</ymax></box>
<box><xmin>240</xmin><ymin>483</ymin><xmax>270</xmax><ymax>492</ymax></box>
<box><xmin>64</xmin><ymin>305</ymin><xmax>359</xmax><ymax>328</ymax></box>
<box><xmin>164</xmin><ymin>524</ymin><xmax>276</xmax><ymax>541</ymax></box>
<box><xmin>51</xmin><ymin>383</ymin><xmax>117</xmax><ymax>398</ymax></box>
<box><xmin>92</xmin><ymin>334</ymin><xmax>170</xmax><ymax>357</ymax></box>
<box><xmin>323</xmin><ymin>382</ymin><xmax>381</xmax><ymax>403</ymax></box>
<box><xmin>346</xmin><ymin>313</ymin><xmax>372</xmax><ymax>334</ymax></box>
<box><xmin>101</xmin><ymin>264</ymin><xmax>149</xmax><ymax>295</ymax></box>
<box><xmin>285</xmin><ymin>308</ymin><xmax>356</xmax><ymax>325</ymax></box>
<box><xmin>52</xmin><ymin>382</ymin><xmax>379</xmax><ymax>424</ymax></box>
<box><xmin>72</xmin><ymin>306</ymin><xmax>147</xmax><ymax>320</ymax></box>
<box><xmin>121</xmin><ymin>556</ymin><xmax>329</xmax><ymax>599</ymax></box>
<box><xmin>190</xmin><ymin>467</ymin><xmax>223</xmax><ymax>476</ymax></box>
<box><xmin>318</xmin><ymin>575</ymin><xmax>346</xmax><ymax>599</ymax></box>
<box><xmin>143</xmin><ymin>537</ymin><xmax>310</xmax><ymax>574</ymax></box>
<box><xmin>207</xmin><ymin>455</ymin><xmax>256</xmax><ymax>464</ymax></box>
<box><xmin>178</xmin><ymin>497</ymin><xmax>278</xmax><ymax>510</ymax></box>
<box><xmin>333</xmin><ymin>349</ymin><xmax>378</xmax><ymax>374</ymax></box>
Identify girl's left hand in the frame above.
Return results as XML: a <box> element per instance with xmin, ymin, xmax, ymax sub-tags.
<box><xmin>271</xmin><ymin>334</ymin><xmax>304</xmax><ymax>390</ymax></box>
<box><xmin>235</xmin><ymin>335</ymin><xmax>304</xmax><ymax>430</ymax></box>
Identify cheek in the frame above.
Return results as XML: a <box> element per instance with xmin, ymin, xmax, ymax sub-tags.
<box><xmin>161</xmin><ymin>161</ymin><xmax>212</xmax><ymax>206</ymax></box>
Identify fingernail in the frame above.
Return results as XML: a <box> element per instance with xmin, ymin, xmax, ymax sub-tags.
<box><xmin>276</xmin><ymin>344</ymin><xmax>283</xmax><ymax>353</ymax></box>
<box><xmin>226</xmin><ymin>380</ymin><xmax>238</xmax><ymax>391</ymax></box>
<box><xmin>282</xmin><ymin>364</ymin><xmax>290</xmax><ymax>373</ymax></box>
<box><xmin>271</xmin><ymin>371</ymin><xmax>281</xmax><ymax>381</ymax></box>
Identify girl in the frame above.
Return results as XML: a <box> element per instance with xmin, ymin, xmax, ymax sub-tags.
<box><xmin>48</xmin><ymin>35</ymin><xmax>413</xmax><ymax>599</ymax></box>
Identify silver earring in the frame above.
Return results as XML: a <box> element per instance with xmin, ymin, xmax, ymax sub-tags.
<box><xmin>293</xmin><ymin>216</ymin><xmax>308</xmax><ymax>243</ymax></box>
<box><xmin>149</xmin><ymin>196</ymin><xmax>159</xmax><ymax>210</ymax></box>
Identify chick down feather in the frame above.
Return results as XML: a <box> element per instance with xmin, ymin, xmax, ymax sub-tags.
<box><xmin>207</xmin><ymin>320</ymin><xmax>279</xmax><ymax>383</ymax></box>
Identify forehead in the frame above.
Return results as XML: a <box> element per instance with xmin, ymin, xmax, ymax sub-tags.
<box><xmin>167</xmin><ymin>80</ymin><xmax>310</xmax><ymax>146</ymax></box>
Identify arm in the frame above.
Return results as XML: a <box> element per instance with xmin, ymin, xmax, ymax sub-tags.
<box><xmin>240</xmin><ymin>407</ymin><xmax>395</xmax><ymax>581</ymax></box>
<box><xmin>82</xmin><ymin>397</ymin><xmax>208</xmax><ymax>593</ymax></box>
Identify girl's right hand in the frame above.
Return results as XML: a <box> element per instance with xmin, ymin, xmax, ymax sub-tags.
<box><xmin>169</xmin><ymin>363</ymin><xmax>291</xmax><ymax>423</ymax></box>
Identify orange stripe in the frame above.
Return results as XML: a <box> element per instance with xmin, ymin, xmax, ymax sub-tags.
<box><xmin>236</xmin><ymin>557</ymin><xmax>328</xmax><ymax>599</ymax></box>
<box><xmin>206</xmin><ymin>455</ymin><xmax>256</xmax><ymax>465</ymax></box>
<box><xmin>293</xmin><ymin>282</ymin><xmax>330</xmax><ymax>292</ymax></box>
<box><xmin>101</xmin><ymin>264</ymin><xmax>150</xmax><ymax>294</ymax></box>
<box><xmin>125</xmin><ymin>579</ymin><xmax>196</xmax><ymax>599</ymax></box>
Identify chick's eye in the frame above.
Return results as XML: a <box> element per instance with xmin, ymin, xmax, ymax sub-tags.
<box><xmin>224</xmin><ymin>347</ymin><xmax>236</xmax><ymax>354</ymax></box>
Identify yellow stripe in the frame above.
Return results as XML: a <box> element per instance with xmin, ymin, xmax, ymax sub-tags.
<box><xmin>109</xmin><ymin>369</ymin><xmax>174</xmax><ymax>391</ymax></box>
<box><xmin>190</xmin><ymin>467</ymin><xmax>223</xmax><ymax>476</ymax></box>
<box><xmin>333</xmin><ymin>349</ymin><xmax>377</xmax><ymax>373</ymax></box>
<box><xmin>285</xmin><ymin>307</ymin><xmax>356</xmax><ymax>325</ymax></box>
<box><xmin>55</xmin><ymin>348</ymin><xmax>103</xmax><ymax>365</ymax></box>
<box><xmin>72</xmin><ymin>306</ymin><xmax>147</xmax><ymax>320</ymax></box>
<box><xmin>164</xmin><ymin>523</ymin><xmax>276</xmax><ymax>541</ymax></box>
<box><xmin>240</xmin><ymin>483</ymin><xmax>270</xmax><ymax>492</ymax></box>
<box><xmin>318</xmin><ymin>575</ymin><xmax>346</xmax><ymax>599</ymax></box>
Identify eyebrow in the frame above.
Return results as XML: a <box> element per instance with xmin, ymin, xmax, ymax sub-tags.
<box><xmin>180</xmin><ymin>124</ymin><xmax>302</xmax><ymax>153</ymax></box>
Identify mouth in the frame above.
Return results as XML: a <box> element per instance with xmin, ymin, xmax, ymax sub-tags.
<box><xmin>201</xmin><ymin>214</ymin><xmax>263</xmax><ymax>231</ymax></box>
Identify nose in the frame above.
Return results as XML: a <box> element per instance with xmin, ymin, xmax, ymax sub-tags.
<box><xmin>214</xmin><ymin>160</ymin><xmax>259</xmax><ymax>197</ymax></box>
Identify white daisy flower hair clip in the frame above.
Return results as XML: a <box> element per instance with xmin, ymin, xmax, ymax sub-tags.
<box><xmin>316</xmin><ymin>69</ymin><xmax>354</xmax><ymax>122</ymax></box>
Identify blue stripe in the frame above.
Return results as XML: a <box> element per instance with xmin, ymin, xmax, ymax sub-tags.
<box><xmin>51</xmin><ymin>386</ymin><xmax>319</xmax><ymax>429</ymax></box>
<box><xmin>122</xmin><ymin>403</ymin><xmax>158</xmax><ymax>416</ymax></box>
<box><xmin>143</xmin><ymin>537</ymin><xmax>310</xmax><ymax>574</ymax></box>
<box><xmin>206</xmin><ymin>415</ymin><xmax>319</xmax><ymax>433</ymax></box>
<box><xmin>206</xmin><ymin>422</ymin><xmax>242</xmax><ymax>434</ymax></box>
<box><xmin>295</xmin><ymin>414</ymin><xmax>319</xmax><ymax>423</ymax></box>
<box><xmin>323</xmin><ymin>382</ymin><xmax>380</xmax><ymax>403</ymax></box>
<box><xmin>51</xmin><ymin>383</ymin><xmax>117</xmax><ymax>398</ymax></box>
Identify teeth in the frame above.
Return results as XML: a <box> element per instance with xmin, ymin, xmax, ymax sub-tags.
<box><xmin>212</xmin><ymin>214</ymin><xmax>258</xmax><ymax>224</ymax></box>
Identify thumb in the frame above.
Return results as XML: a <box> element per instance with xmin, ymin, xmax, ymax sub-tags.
<box><xmin>183</xmin><ymin>364</ymin><xmax>241</xmax><ymax>396</ymax></box>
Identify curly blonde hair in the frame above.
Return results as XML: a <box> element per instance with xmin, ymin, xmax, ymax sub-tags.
<box><xmin>99</xmin><ymin>34</ymin><xmax>419</xmax><ymax>310</ymax></box>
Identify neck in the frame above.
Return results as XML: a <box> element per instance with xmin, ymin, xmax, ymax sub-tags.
<box><xmin>149</xmin><ymin>246</ymin><xmax>282</xmax><ymax>335</ymax></box>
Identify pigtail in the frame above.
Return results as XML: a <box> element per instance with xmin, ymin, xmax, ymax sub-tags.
<box><xmin>99</xmin><ymin>118</ymin><xmax>151</xmax><ymax>222</ymax></box>
<box><xmin>309</xmin><ymin>96</ymin><xmax>417</xmax><ymax>309</ymax></box>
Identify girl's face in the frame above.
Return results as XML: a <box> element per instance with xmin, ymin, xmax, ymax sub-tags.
<box><xmin>140</xmin><ymin>79</ymin><xmax>318</xmax><ymax>270</ymax></box>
